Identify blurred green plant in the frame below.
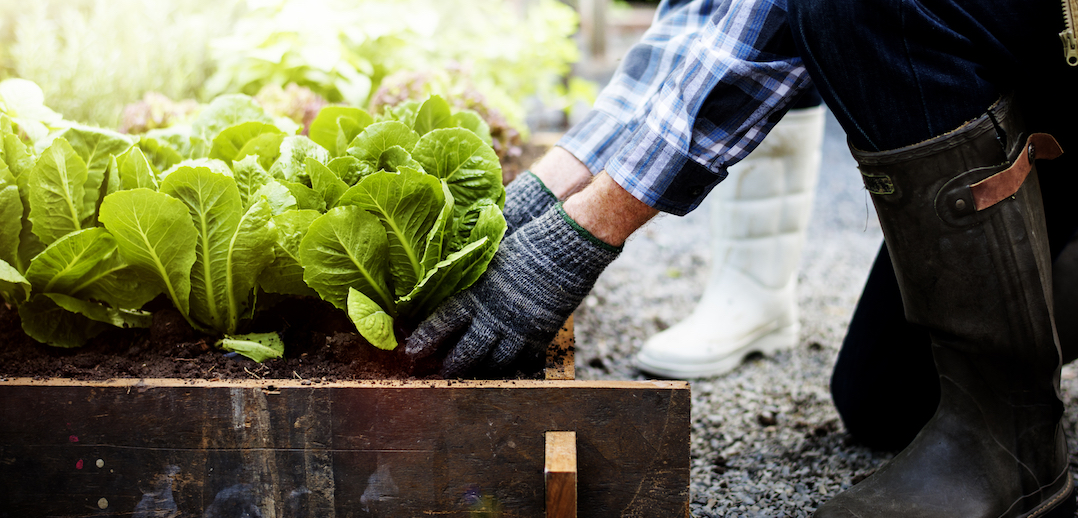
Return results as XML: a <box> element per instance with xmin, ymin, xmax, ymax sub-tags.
<box><xmin>205</xmin><ymin>0</ymin><xmax>594</xmax><ymax>138</ymax></box>
<box><xmin>0</xmin><ymin>0</ymin><xmax>594</xmax><ymax>142</ymax></box>
<box><xmin>0</xmin><ymin>0</ymin><xmax>243</xmax><ymax>127</ymax></box>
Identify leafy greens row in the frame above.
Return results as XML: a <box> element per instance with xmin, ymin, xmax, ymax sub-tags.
<box><xmin>0</xmin><ymin>93</ymin><xmax>506</xmax><ymax>358</ymax></box>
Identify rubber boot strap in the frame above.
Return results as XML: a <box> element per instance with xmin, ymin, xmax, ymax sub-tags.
<box><xmin>970</xmin><ymin>133</ymin><xmax>1063</xmax><ymax>211</ymax></box>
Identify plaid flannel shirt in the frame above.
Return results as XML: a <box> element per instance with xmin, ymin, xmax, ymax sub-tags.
<box><xmin>558</xmin><ymin>0</ymin><xmax>812</xmax><ymax>215</ymax></box>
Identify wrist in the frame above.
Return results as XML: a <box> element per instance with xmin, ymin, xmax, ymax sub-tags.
<box><xmin>531</xmin><ymin>146</ymin><xmax>594</xmax><ymax>199</ymax></box>
<box><xmin>555</xmin><ymin>203</ymin><xmax>622</xmax><ymax>253</ymax></box>
<box><xmin>503</xmin><ymin>171</ymin><xmax>558</xmax><ymax>234</ymax></box>
<box><xmin>561</xmin><ymin>172</ymin><xmax>658</xmax><ymax>247</ymax></box>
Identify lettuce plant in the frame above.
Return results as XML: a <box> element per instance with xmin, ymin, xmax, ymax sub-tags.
<box><xmin>0</xmin><ymin>86</ymin><xmax>505</xmax><ymax>356</ymax></box>
<box><xmin>295</xmin><ymin>95</ymin><xmax>506</xmax><ymax>349</ymax></box>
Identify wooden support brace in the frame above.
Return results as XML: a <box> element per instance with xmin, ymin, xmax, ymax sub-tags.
<box><xmin>545</xmin><ymin>431</ymin><xmax>577</xmax><ymax>518</ymax></box>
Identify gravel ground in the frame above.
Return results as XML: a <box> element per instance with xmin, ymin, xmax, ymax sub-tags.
<box><xmin>569</xmin><ymin>109</ymin><xmax>1078</xmax><ymax>517</ymax></box>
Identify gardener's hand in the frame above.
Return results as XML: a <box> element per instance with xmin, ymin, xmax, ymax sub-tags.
<box><xmin>405</xmin><ymin>203</ymin><xmax>621</xmax><ymax>377</ymax></box>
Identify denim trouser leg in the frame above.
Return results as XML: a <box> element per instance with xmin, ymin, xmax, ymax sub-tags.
<box><xmin>787</xmin><ymin>0</ymin><xmax>1069</xmax><ymax>152</ymax></box>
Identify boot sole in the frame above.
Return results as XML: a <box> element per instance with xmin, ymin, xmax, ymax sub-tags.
<box><xmin>634</xmin><ymin>323</ymin><xmax>798</xmax><ymax>378</ymax></box>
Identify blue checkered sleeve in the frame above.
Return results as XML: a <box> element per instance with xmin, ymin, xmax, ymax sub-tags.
<box><xmin>558</xmin><ymin>0</ymin><xmax>812</xmax><ymax>215</ymax></box>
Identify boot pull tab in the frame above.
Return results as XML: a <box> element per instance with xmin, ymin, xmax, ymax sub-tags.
<box><xmin>969</xmin><ymin>133</ymin><xmax>1063</xmax><ymax>211</ymax></box>
<box><xmin>935</xmin><ymin>133</ymin><xmax>1063</xmax><ymax>225</ymax></box>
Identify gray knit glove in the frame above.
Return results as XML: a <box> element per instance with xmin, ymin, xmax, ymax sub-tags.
<box><xmin>405</xmin><ymin>203</ymin><xmax>621</xmax><ymax>377</ymax></box>
<box><xmin>503</xmin><ymin>171</ymin><xmax>558</xmax><ymax>234</ymax></box>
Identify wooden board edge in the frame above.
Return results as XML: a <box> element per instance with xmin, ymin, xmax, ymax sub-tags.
<box><xmin>0</xmin><ymin>377</ymin><xmax>690</xmax><ymax>390</ymax></box>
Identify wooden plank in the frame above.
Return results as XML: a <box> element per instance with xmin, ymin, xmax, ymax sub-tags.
<box><xmin>0</xmin><ymin>379</ymin><xmax>690</xmax><ymax>517</ymax></box>
<box><xmin>546</xmin><ymin>431</ymin><xmax>577</xmax><ymax>518</ymax></box>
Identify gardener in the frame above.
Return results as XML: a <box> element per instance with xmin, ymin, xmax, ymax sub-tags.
<box><xmin>407</xmin><ymin>0</ymin><xmax>1078</xmax><ymax>516</ymax></box>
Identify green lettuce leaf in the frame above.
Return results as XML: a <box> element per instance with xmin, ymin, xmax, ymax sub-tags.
<box><xmin>347</xmin><ymin>287</ymin><xmax>397</xmax><ymax>350</ymax></box>
<box><xmin>27</xmin><ymin>138</ymin><xmax>93</xmax><ymax>244</ymax></box>
<box><xmin>24</xmin><ymin>228</ymin><xmax>157</xmax><ymax>308</ymax></box>
<box><xmin>376</xmin><ymin>145</ymin><xmax>424</xmax><ymax>173</ymax></box>
<box><xmin>0</xmin><ymin>114</ymin><xmax>35</xmax><ymax>178</ymax></box>
<box><xmin>216</xmin><ymin>332</ymin><xmax>284</xmax><ymax>362</ymax></box>
<box><xmin>448</xmin><ymin>198</ymin><xmax>501</xmax><ymax>253</ymax></box>
<box><xmin>18</xmin><ymin>294</ymin><xmax>108</xmax><ymax>348</ymax></box>
<box><xmin>54</xmin><ymin>125</ymin><xmax>134</xmax><ymax>212</ymax></box>
<box><xmin>346</xmin><ymin>121</ymin><xmax>420</xmax><ymax>169</ymax></box>
<box><xmin>398</xmin><ymin>202</ymin><xmax>506</xmax><ymax>319</ymax></box>
<box><xmin>336</xmin><ymin>116</ymin><xmax>366</xmax><ymax>163</ymax></box>
<box><xmin>299</xmin><ymin>205</ymin><xmax>393</xmax><ymax>313</ymax></box>
<box><xmin>419</xmin><ymin>181</ymin><xmax>455</xmax><ymax>273</ymax></box>
<box><xmin>413</xmin><ymin>95</ymin><xmax>454</xmax><ymax>136</ymax></box>
<box><xmin>339</xmin><ymin>167</ymin><xmax>445</xmax><ymax>297</ymax></box>
<box><xmin>0</xmin><ymin>259</ymin><xmax>29</xmax><ymax>304</ymax></box>
<box><xmin>161</xmin><ymin>166</ymin><xmax>276</xmax><ymax>334</ymax></box>
<box><xmin>397</xmin><ymin>237</ymin><xmax>490</xmax><ymax>320</ymax></box>
<box><xmin>192</xmin><ymin>94</ymin><xmax>275</xmax><ymax>143</ymax></box>
<box><xmin>411</xmin><ymin>128</ymin><xmax>504</xmax><ymax>221</ymax></box>
<box><xmin>259</xmin><ymin>209</ymin><xmax>320</xmax><ymax>297</ymax></box>
<box><xmin>378</xmin><ymin>100</ymin><xmax>422</xmax><ymax>128</ymax></box>
<box><xmin>254</xmin><ymin>179</ymin><xmax>300</xmax><ymax>216</ymax></box>
<box><xmin>46</xmin><ymin>293</ymin><xmax>153</xmax><ymax>329</ymax></box>
<box><xmin>307</xmin><ymin>157</ymin><xmax>348</xmax><ymax>209</ymax></box>
<box><xmin>4</xmin><ymin>118</ymin><xmax>44</xmax><ymax>269</ymax></box>
<box><xmin>98</xmin><ymin>188</ymin><xmax>198</xmax><ymax>327</ymax></box>
<box><xmin>232</xmin><ymin>155</ymin><xmax>272</xmax><ymax>209</ymax></box>
<box><xmin>209</xmin><ymin>121</ymin><xmax>284</xmax><ymax>166</ymax></box>
<box><xmin>448</xmin><ymin>202</ymin><xmax>507</xmax><ymax>292</ymax></box>
<box><xmin>328</xmin><ymin>156</ymin><xmax>364</xmax><ymax>185</ymax></box>
<box><xmin>235</xmin><ymin>132</ymin><xmax>285</xmax><ymax>172</ymax></box>
<box><xmin>136</xmin><ymin>135</ymin><xmax>184</xmax><ymax>174</ymax></box>
<box><xmin>115</xmin><ymin>145</ymin><xmax>160</xmax><ymax>191</ymax></box>
<box><xmin>309</xmin><ymin>106</ymin><xmax>372</xmax><ymax>156</ymax></box>
<box><xmin>161</xmin><ymin>165</ymin><xmax>236</xmax><ymax>329</ymax></box>
<box><xmin>452</xmin><ymin>109</ymin><xmax>493</xmax><ymax>147</ymax></box>
<box><xmin>0</xmin><ymin>166</ymin><xmax>22</xmax><ymax>271</ymax></box>
<box><xmin>279</xmin><ymin>180</ymin><xmax>326</xmax><ymax>212</ymax></box>
<box><xmin>269</xmin><ymin>135</ymin><xmax>330</xmax><ymax>185</ymax></box>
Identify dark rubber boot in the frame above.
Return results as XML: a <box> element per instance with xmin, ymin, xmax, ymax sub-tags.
<box><xmin>814</xmin><ymin>96</ymin><xmax>1075</xmax><ymax>517</ymax></box>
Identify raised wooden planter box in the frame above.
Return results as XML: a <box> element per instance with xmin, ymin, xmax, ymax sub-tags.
<box><xmin>0</xmin><ymin>321</ymin><xmax>691</xmax><ymax>517</ymax></box>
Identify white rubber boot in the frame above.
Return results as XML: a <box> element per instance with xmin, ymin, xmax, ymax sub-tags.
<box><xmin>635</xmin><ymin>106</ymin><xmax>826</xmax><ymax>378</ymax></box>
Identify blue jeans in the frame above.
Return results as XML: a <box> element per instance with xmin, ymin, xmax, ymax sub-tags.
<box><xmin>788</xmin><ymin>0</ymin><xmax>1074</xmax><ymax>152</ymax></box>
<box><xmin>787</xmin><ymin>0</ymin><xmax>1078</xmax><ymax>450</ymax></box>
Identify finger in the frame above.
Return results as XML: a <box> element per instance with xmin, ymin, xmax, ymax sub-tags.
<box><xmin>404</xmin><ymin>296</ymin><xmax>472</xmax><ymax>359</ymax></box>
<box><xmin>484</xmin><ymin>333</ymin><xmax>534</xmax><ymax>372</ymax></box>
<box><xmin>441</xmin><ymin>323</ymin><xmax>502</xmax><ymax>378</ymax></box>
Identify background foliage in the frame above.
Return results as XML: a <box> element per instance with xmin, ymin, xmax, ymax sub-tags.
<box><xmin>0</xmin><ymin>0</ymin><xmax>592</xmax><ymax>135</ymax></box>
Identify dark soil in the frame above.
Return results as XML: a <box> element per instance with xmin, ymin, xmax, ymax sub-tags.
<box><xmin>0</xmin><ymin>296</ymin><xmax>546</xmax><ymax>382</ymax></box>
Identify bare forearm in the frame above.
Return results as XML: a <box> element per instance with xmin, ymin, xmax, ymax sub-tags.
<box><xmin>562</xmin><ymin>171</ymin><xmax>658</xmax><ymax>247</ymax></box>
<box><xmin>530</xmin><ymin>146</ymin><xmax>594</xmax><ymax>200</ymax></box>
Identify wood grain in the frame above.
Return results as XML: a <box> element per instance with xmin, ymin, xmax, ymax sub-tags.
<box><xmin>546</xmin><ymin>431</ymin><xmax>577</xmax><ymax>518</ymax></box>
<box><xmin>0</xmin><ymin>378</ymin><xmax>690</xmax><ymax>517</ymax></box>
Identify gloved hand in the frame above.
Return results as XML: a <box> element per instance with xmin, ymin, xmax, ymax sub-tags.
<box><xmin>405</xmin><ymin>203</ymin><xmax>621</xmax><ymax>377</ymax></box>
<box><xmin>502</xmin><ymin>171</ymin><xmax>558</xmax><ymax>234</ymax></box>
